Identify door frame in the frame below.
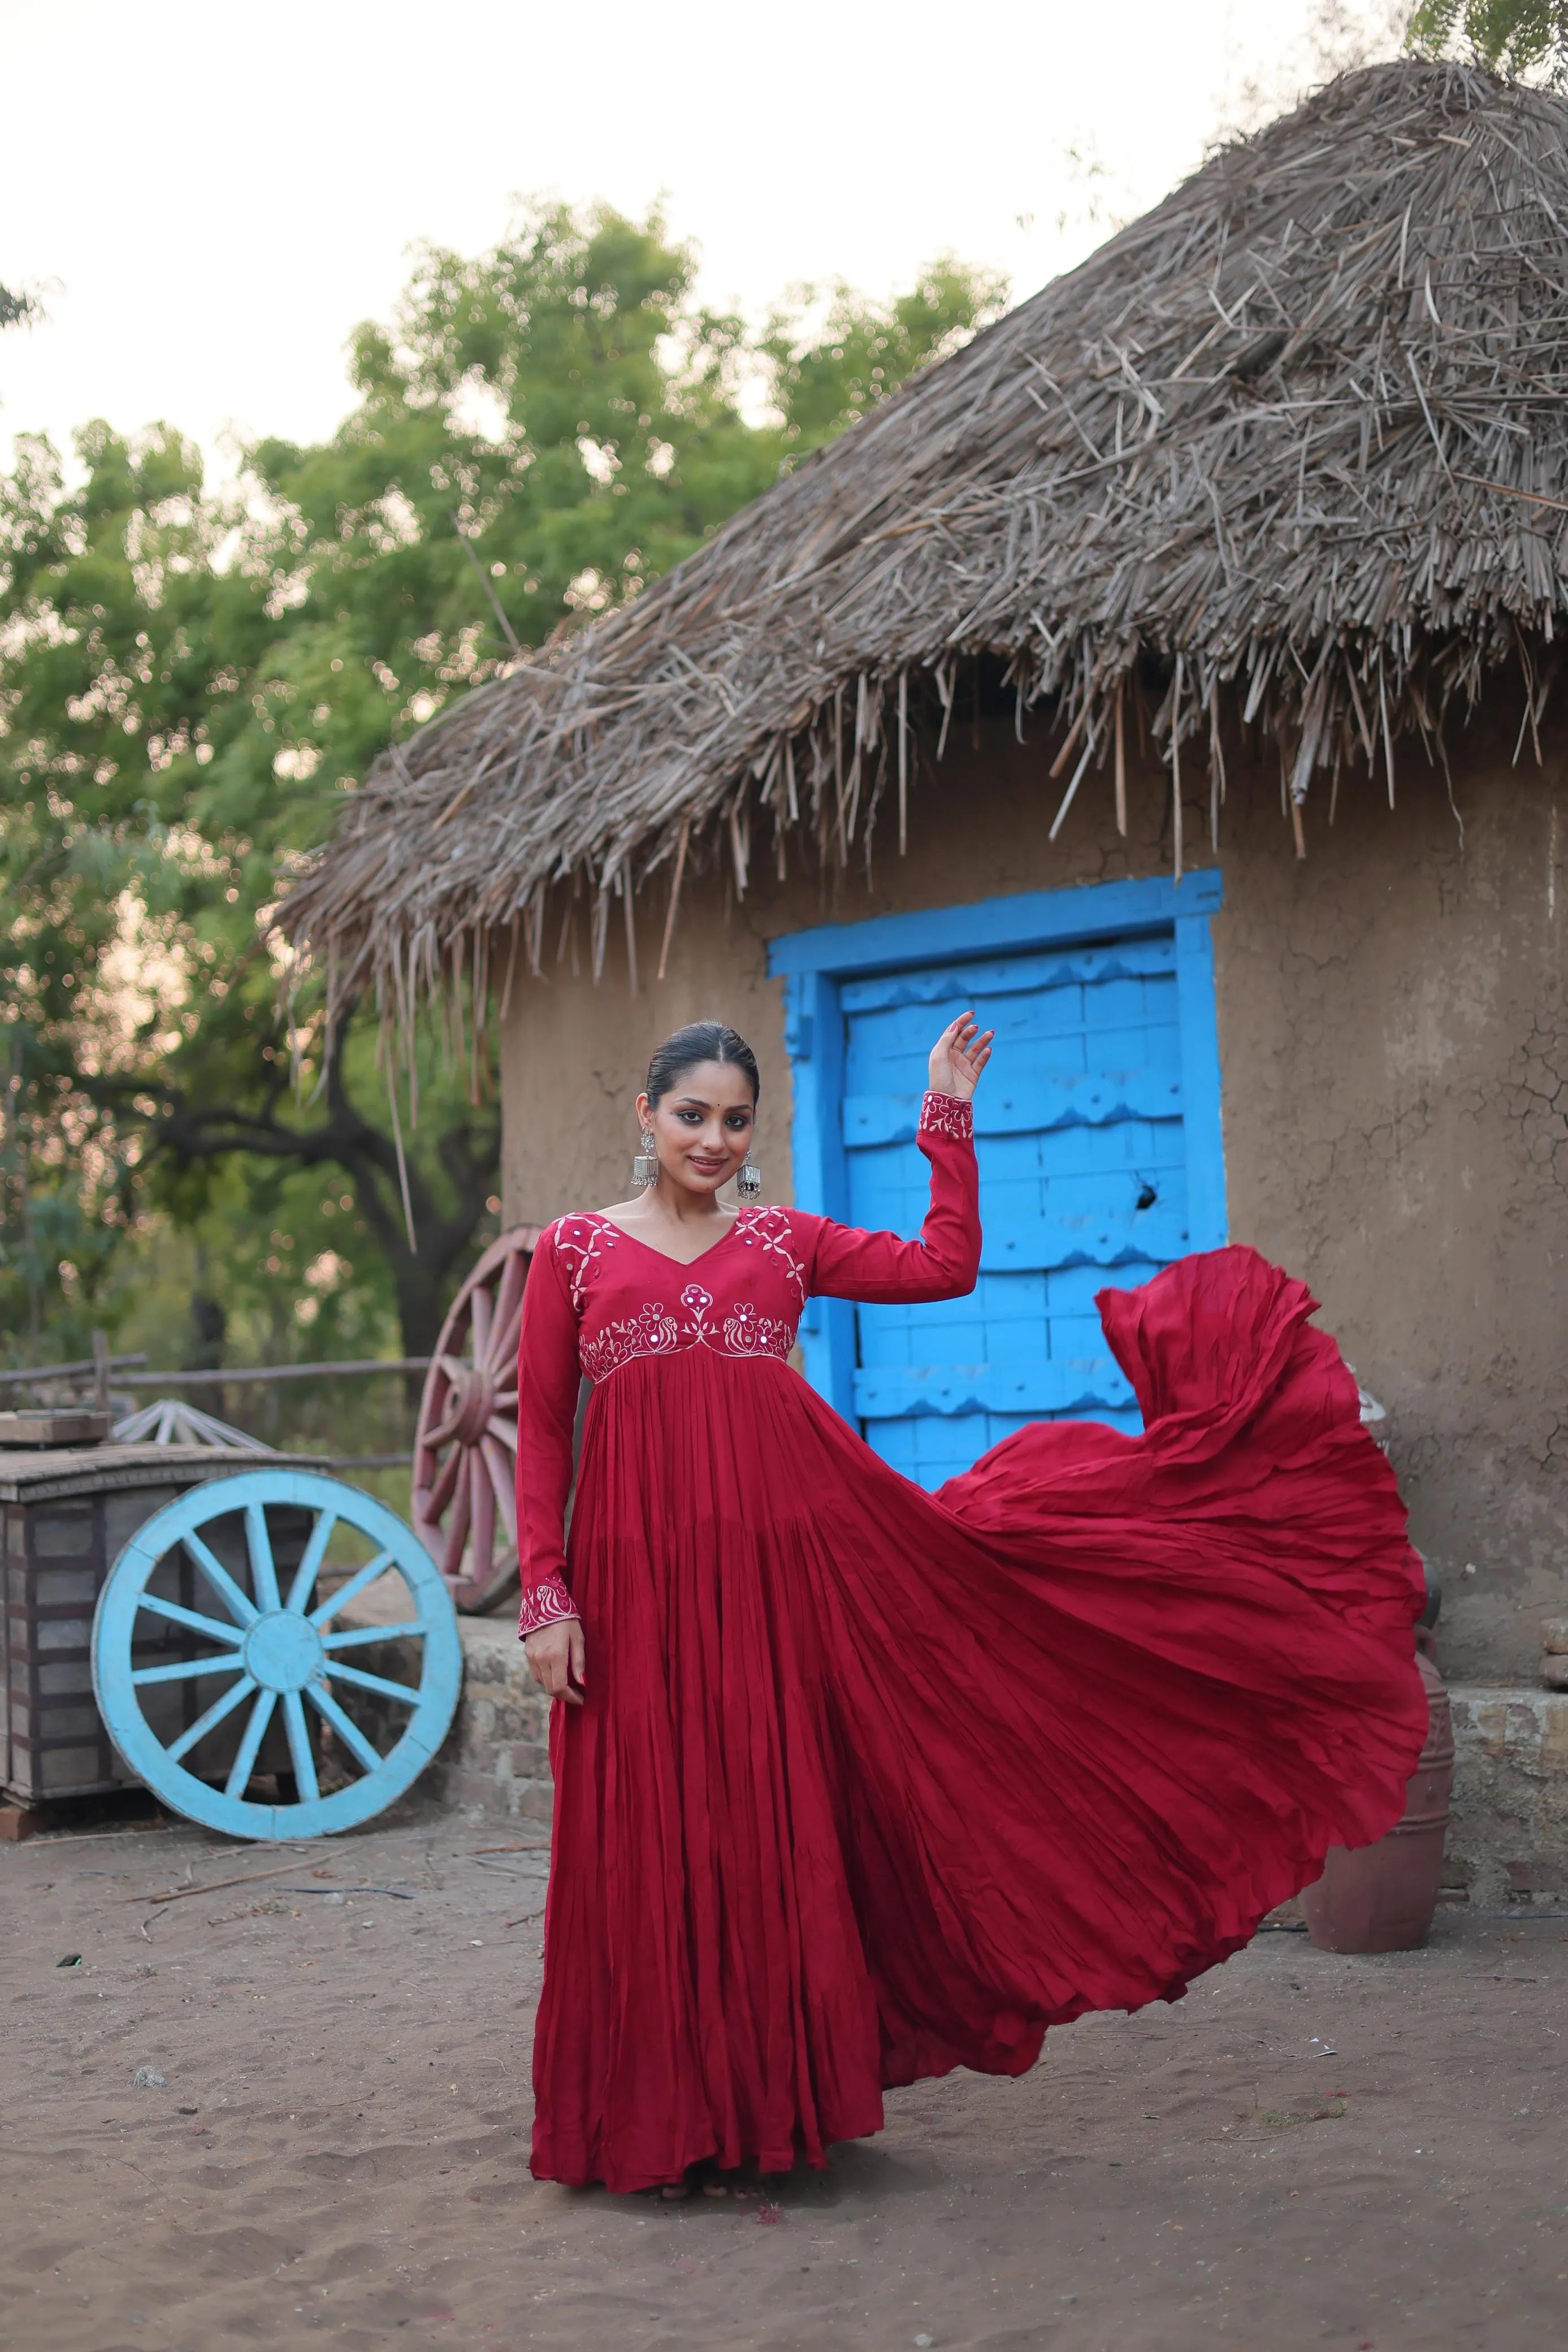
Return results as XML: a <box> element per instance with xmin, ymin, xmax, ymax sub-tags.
<box><xmin>767</xmin><ymin>871</ymin><xmax>1228</xmax><ymax>1421</ymax></box>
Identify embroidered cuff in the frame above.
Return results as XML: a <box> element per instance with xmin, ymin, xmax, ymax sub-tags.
<box><xmin>919</xmin><ymin>1091</ymin><xmax>974</xmax><ymax>1144</ymax></box>
<box><xmin>519</xmin><ymin>1573</ymin><xmax>578</xmax><ymax>1637</ymax></box>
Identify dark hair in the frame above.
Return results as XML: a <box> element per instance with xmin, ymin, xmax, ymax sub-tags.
<box><xmin>646</xmin><ymin>1021</ymin><xmax>761</xmax><ymax>1108</ymax></box>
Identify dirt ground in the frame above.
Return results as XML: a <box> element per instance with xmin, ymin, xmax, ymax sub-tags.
<box><xmin>1</xmin><ymin>1808</ymin><xmax>1564</xmax><ymax>2352</ymax></box>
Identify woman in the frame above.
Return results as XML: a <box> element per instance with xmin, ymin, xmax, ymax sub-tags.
<box><xmin>516</xmin><ymin>1015</ymin><xmax>1424</xmax><ymax>2198</ymax></box>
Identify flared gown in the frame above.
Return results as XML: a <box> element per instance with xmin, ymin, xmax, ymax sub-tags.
<box><xmin>514</xmin><ymin>1091</ymin><xmax>1426</xmax><ymax>2193</ymax></box>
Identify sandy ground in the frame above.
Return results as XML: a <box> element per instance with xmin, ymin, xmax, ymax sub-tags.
<box><xmin>2</xmin><ymin>1808</ymin><xmax>1565</xmax><ymax>2352</ymax></box>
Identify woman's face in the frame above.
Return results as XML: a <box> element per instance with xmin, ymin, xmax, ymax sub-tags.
<box><xmin>637</xmin><ymin>1060</ymin><xmax>756</xmax><ymax>1197</ymax></box>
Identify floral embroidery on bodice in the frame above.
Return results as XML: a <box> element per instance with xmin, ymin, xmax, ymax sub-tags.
<box><xmin>555</xmin><ymin>1207</ymin><xmax>804</xmax><ymax>1385</ymax></box>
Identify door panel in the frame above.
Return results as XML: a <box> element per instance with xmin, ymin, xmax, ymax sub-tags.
<box><xmin>842</xmin><ymin>939</ymin><xmax>1192</xmax><ymax>1486</ymax></box>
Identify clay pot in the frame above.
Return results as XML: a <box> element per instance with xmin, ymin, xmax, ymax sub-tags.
<box><xmin>1299</xmin><ymin>1646</ymin><xmax>1453</xmax><ymax>1954</ymax></box>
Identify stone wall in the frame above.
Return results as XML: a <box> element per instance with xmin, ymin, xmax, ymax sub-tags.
<box><xmin>1446</xmin><ymin>1688</ymin><xmax>1568</xmax><ymax>1907</ymax></box>
<box><xmin>499</xmin><ymin>707</ymin><xmax>1568</xmax><ymax>1685</ymax></box>
<box><xmin>427</xmin><ymin>1620</ymin><xmax>555</xmax><ymax>1823</ymax></box>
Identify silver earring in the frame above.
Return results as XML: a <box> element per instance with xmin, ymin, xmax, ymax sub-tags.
<box><xmin>737</xmin><ymin>1149</ymin><xmax>761</xmax><ymax>1201</ymax></box>
<box><xmin>632</xmin><ymin>1130</ymin><xmax>657</xmax><ymax>1188</ymax></box>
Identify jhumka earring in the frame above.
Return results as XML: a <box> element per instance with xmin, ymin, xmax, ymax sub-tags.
<box><xmin>736</xmin><ymin>1148</ymin><xmax>762</xmax><ymax>1202</ymax></box>
<box><xmin>632</xmin><ymin>1130</ymin><xmax>657</xmax><ymax>1189</ymax></box>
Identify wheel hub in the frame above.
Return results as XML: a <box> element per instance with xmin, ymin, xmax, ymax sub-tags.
<box><xmin>445</xmin><ymin>1363</ymin><xmax>496</xmax><ymax>1447</ymax></box>
<box><xmin>244</xmin><ymin>1609</ymin><xmax>326</xmax><ymax>1693</ymax></box>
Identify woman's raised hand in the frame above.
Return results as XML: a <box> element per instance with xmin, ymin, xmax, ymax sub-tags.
<box><xmin>928</xmin><ymin>1012</ymin><xmax>994</xmax><ymax>1101</ymax></box>
<box><xmin>525</xmin><ymin>1616</ymin><xmax>586</xmax><ymax>1706</ymax></box>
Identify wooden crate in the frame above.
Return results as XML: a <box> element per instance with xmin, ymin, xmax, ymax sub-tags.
<box><xmin>1</xmin><ymin>1444</ymin><xmax>315</xmax><ymax>1805</ymax></box>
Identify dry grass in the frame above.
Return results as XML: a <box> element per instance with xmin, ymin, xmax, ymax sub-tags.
<box><xmin>283</xmin><ymin>58</ymin><xmax>1568</xmax><ymax>1029</ymax></box>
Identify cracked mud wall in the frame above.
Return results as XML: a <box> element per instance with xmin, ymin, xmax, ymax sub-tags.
<box><xmin>500</xmin><ymin>710</ymin><xmax>1566</xmax><ymax>1683</ymax></box>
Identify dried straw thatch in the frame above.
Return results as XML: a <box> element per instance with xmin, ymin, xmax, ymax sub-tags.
<box><xmin>284</xmin><ymin>58</ymin><xmax>1568</xmax><ymax>1017</ymax></box>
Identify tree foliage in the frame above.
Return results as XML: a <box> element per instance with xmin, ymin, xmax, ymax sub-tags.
<box><xmin>0</xmin><ymin>204</ymin><xmax>1003</xmax><ymax>1372</ymax></box>
<box><xmin>1407</xmin><ymin>0</ymin><xmax>1568</xmax><ymax>75</ymax></box>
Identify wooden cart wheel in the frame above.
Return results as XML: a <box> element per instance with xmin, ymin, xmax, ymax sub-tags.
<box><xmin>92</xmin><ymin>1469</ymin><xmax>462</xmax><ymax>1840</ymax></box>
<box><xmin>413</xmin><ymin>1224</ymin><xmax>541</xmax><ymax>1614</ymax></box>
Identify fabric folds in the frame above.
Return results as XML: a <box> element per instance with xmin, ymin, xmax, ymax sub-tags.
<box><xmin>516</xmin><ymin>1105</ymin><xmax>1425</xmax><ymax>2193</ymax></box>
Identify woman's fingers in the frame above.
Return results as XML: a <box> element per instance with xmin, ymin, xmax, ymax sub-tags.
<box><xmin>526</xmin><ymin>1623</ymin><xmax>586</xmax><ymax>1705</ymax></box>
<box><xmin>930</xmin><ymin>1011</ymin><xmax>992</xmax><ymax>1096</ymax></box>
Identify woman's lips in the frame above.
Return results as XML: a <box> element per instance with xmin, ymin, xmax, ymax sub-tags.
<box><xmin>688</xmin><ymin>1157</ymin><xmax>725</xmax><ymax>1174</ymax></box>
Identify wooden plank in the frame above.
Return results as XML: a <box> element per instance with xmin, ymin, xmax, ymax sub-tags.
<box><xmin>839</xmin><ymin>937</ymin><xmax>1175</xmax><ymax>1012</ymax></box>
<box><xmin>1174</xmin><ymin>913</ymin><xmax>1230</xmax><ymax>1249</ymax></box>
<box><xmin>768</xmin><ymin>870</ymin><xmax>1223</xmax><ymax>979</ymax></box>
<box><xmin>854</xmin><ymin>1358</ymin><xmax>1134</xmax><ymax>1419</ymax></box>
<box><xmin>977</xmin><ymin>1207</ymin><xmax>1189</xmax><ymax>1273</ymax></box>
<box><xmin>843</xmin><ymin>1070</ymin><xmax>1183</xmax><ymax>1147</ymax></box>
<box><xmin>783</xmin><ymin>970</ymin><xmax>857</xmax><ymax>1423</ymax></box>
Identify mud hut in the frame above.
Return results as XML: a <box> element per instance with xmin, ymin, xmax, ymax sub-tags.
<box><xmin>287</xmin><ymin>59</ymin><xmax>1568</xmax><ymax>1695</ymax></box>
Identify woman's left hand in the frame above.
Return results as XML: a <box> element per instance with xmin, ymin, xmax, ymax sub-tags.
<box><xmin>928</xmin><ymin>1012</ymin><xmax>994</xmax><ymax>1101</ymax></box>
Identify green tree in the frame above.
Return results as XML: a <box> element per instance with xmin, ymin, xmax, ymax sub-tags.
<box><xmin>1408</xmin><ymin>0</ymin><xmax>1568</xmax><ymax>74</ymax></box>
<box><xmin>0</xmin><ymin>202</ymin><xmax>1003</xmax><ymax>1372</ymax></box>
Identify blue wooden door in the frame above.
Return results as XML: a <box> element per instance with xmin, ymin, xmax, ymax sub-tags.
<box><xmin>838</xmin><ymin>935</ymin><xmax>1201</xmax><ymax>1486</ymax></box>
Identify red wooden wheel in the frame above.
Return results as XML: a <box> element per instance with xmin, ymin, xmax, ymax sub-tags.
<box><xmin>412</xmin><ymin>1223</ymin><xmax>542</xmax><ymax>1614</ymax></box>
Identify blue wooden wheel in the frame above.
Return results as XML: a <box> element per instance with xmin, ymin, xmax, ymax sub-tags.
<box><xmin>92</xmin><ymin>1469</ymin><xmax>462</xmax><ymax>1840</ymax></box>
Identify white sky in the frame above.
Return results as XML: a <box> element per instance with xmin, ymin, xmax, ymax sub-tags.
<box><xmin>2</xmin><ymin>0</ymin><xmax>1401</xmax><ymax>478</ymax></box>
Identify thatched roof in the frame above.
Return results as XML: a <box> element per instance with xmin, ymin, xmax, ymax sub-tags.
<box><xmin>285</xmin><ymin>57</ymin><xmax>1568</xmax><ymax>1008</ymax></box>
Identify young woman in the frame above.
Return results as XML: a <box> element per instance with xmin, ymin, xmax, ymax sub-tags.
<box><xmin>516</xmin><ymin>1015</ymin><xmax>1424</xmax><ymax>2199</ymax></box>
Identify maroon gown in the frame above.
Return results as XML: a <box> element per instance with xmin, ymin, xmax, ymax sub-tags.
<box><xmin>514</xmin><ymin>1091</ymin><xmax>1425</xmax><ymax>2193</ymax></box>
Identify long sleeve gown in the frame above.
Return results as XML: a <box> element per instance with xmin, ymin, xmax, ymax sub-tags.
<box><xmin>514</xmin><ymin>1091</ymin><xmax>1426</xmax><ymax>2194</ymax></box>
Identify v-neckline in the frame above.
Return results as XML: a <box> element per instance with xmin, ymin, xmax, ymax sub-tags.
<box><xmin>596</xmin><ymin>1210</ymin><xmax>743</xmax><ymax>1273</ymax></box>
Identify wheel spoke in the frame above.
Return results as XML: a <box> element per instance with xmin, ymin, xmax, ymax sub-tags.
<box><xmin>307</xmin><ymin>1550</ymin><xmax>394</xmax><ymax>1628</ymax></box>
<box><xmin>223</xmin><ymin>1689</ymin><xmax>278</xmax><ymax>1800</ymax></box>
<box><xmin>470</xmin><ymin>1284</ymin><xmax>492</xmax><ymax>1363</ymax></box>
<box><xmin>136</xmin><ymin>1592</ymin><xmax>247</xmax><ymax>1645</ymax></box>
<box><xmin>180</xmin><ymin>1532</ymin><xmax>260</xmax><ymax>1628</ymax></box>
<box><xmin>486</xmin><ymin>1411</ymin><xmax>518</xmax><ymax>1447</ymax></box>
<box><xmin>326</xmin><ymin>1661</ymin><xmax>420</xmax><ymax>1707</ymax></box>
<box><xmin>165</xmin><ymin>1674</ymin><xmax>258</xmax><ymax>1765</ymax></box>
<box><xmin>489</xmin><ymin>1255</ymin><xmax>527</xmax><ymax>1361</ymax></box>
<box><xmin>305</xmin><ymin>1681</ymin><xmax>382</xmax><ymax>1775</ymax></box>
<box><xmin>482</xmin><ymin>1436</ymin><xmax>518</xmax><ymax>1540</ymax></box>
<box><xmin>492</xmin><ymin>1298</ymin><xmax>524</xmax><ymax>1363</ymax></box>
<box><xmin>132</xmin><ymin>1654</ymin><xmax>248</xmax><ymax>1687</ymax></box>
<box><xmin>245</xmin><ymin>1503</ymin><xmax>281</xmax><ymax>1613</ymax></box>
<box><xmin>469</xmin><ymin>1452</ymin><xmax>496</xmax><ymax>1579</ymax></box>
<box><xmin>322</xmin><ymin>1620</ymin><xmax>425</xmax><ymax>1650</ymax></box>
<box><xmin>425</xmin><ymin>1443</ymin><xmax>462</xmax><ymax>1520</ymax></box>
<box><xmin>283</xmin><ymin>1508</ymin><xmax>338</xmax><ymax>1616</ymax></box>
<box><xmin>280</xmin><ymin>1689</ymin><xmax>320</xmax><ymax>1800</ymax></box>
<box><xmin>441</xmin><ymin>1456</ymin><xmax>472</xmax><ymax>1579</ymax></box>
